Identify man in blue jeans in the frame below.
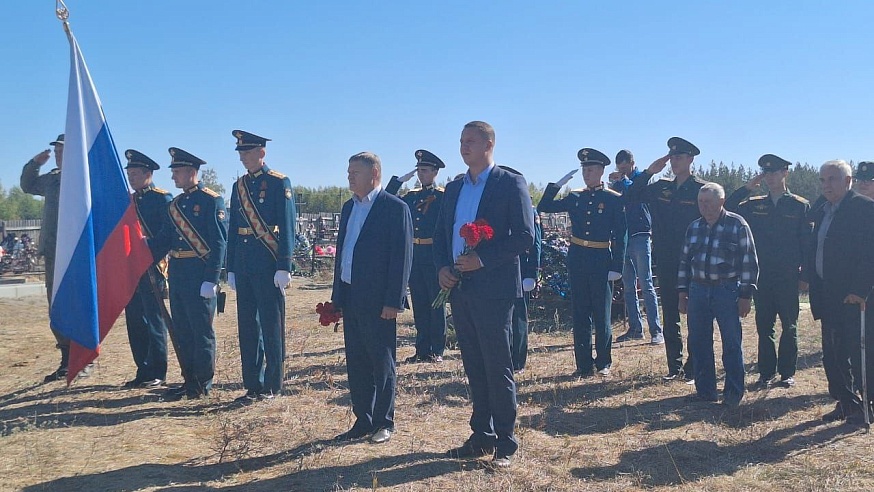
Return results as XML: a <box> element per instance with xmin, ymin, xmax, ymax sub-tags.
<box><xmin>678</xmin><ymin>183</ymin><xmax>758</xmax><ymax>407</ymax></box>
<box><xmin>610</xmin><ymin>150</ymin><xmax>663</xmax><ymax>345</ymax></box>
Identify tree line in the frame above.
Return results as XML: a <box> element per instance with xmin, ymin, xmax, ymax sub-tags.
<box><xmin>0</xmin><ymin>182</ymin><xmax>44</xmax><ymax>220</ymax></box>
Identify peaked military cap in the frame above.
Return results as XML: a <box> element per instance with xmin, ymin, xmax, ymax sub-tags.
<box><xmin>415</xmin><ymin>149</ymin><xmax>445</xmax><ymax>169</ymax></box>
<box><xmin>577</xmin><ymin>148</ymin><xmax>611</xmax><ymax>167</ymax></box>
<box><xmin>758</xmin><ymin>154</ymin><xmax>791</xmax><ymax>172</ymax></box>
<box><xmin>168</xmin><ymin>147</ymin><xmax>206</xmax><ymax>169</ymax></box>
<box><xmin>49</xmin><ymin>134</ymin><xmax>65</xmax><ymax>146</ymax></box>
<box><xmin>855</xmin><ymin>161</ymin><xmax>874</xmax><ymax>181</ymax></box>
<box><xmin>233</xmin><ymin>130</ymin><xmax>271</xmax><ymax>151</ymax></box>
<box><xmin>124</xmin><ymin>149</ymin><xmax>160</xmax><ymax>171</ymax></box>
<box><xmin>667</xmin><ymin>137</ymin><xmax>700</xmax><ymax>156</ymax></box>
<box><xmin>615</xmin><ymin>149</ymin><xmax>634</xmax><ymax>164</ymax></box>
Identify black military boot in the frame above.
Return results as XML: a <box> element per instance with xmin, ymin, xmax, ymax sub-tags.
<box><xmin>43</xmin><ymin>347</ymin><xmax>69</xmax><ymax>382</ymax></box>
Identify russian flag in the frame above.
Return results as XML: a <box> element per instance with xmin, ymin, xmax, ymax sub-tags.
<box><xmin>52</xmin><ymin>28</ymin><xmax>152</xmax><ymax>384</ymax></box>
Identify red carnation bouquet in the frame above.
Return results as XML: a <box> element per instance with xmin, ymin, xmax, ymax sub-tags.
<box><xmin>432</xmin><ymin>218</ymin><xmax>494</xmax><ymax>308</ymax></box>
<box><xmin>316</xmin><ymin>301</ymin><xmax>342</xmax><ymax>331</ymax></box>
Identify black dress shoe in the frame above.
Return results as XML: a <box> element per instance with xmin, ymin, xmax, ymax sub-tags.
<box><xmin>43</xmin><ymin>366</ymin><xmax>68</xmax><ymax>383</ymax></box>
<box><xmin>140</xmin><ymin>379</ymin><xmax>165</xmax><ymax>388</ymax></box>
<box><xmin>446</xmin><ymin>440</ymin><xmax>495</xmax><ymax>459</ymax></box>
<box><xmin>235</xmin><ymin>390</ymin><xmax>259</xmax><ymax>403</ymax></box>
<box><xmin>404</xmin><ymin>354</ymin><xmax>424</xmax><ymax>364</ymax></box>
<box><xmin>334</xmin><ymin>427</ymin><xmax>373</xmax><ymax>442</ymax></box>
<box><xmin>822</xmin><ymin>403</ymin><xmax>847</xmax><ymax>423</ymax></box>
<box><xmin>123</xmin><ymin>378</ymin><xmax>145</xmax><ymax>389</ymax></box>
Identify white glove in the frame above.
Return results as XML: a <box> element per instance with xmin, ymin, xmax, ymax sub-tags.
<box><xmin>227</xmin><ymin>272</ymin><xmax>236</xmax><ymax>291</ymax></box>
<box><xmin>555</xmin><ymin>169</ymin><xmax>579</xmax><ymax>188</ymax></box>
<box><xmin>200</xmin><ymin>281</ymin><xmax>218</xmax><ymax>299</ymax></box>
<box><xmin>607</xmin><ymin>271</ymin><xmax>622</xmax><ymax>281</ymax></box>
<box><xmin>522</xmin><ymin>278</ymin><xmax>537</xmax><ymax>292</ymax></box>
<box><xmin>399</xmin><ymin>169</ymin><xmax>417</xmax><ymax>182</ymax></box>
<box><xmin>274</xmin><ymin>270</ymin><xmax>292</xmax><ymax>296</ymax></box>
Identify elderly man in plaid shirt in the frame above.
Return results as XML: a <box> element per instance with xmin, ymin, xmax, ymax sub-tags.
<box><xmin>678</xmin><ymin>182</ymin><xmax>758</xmax><ymax>407</ymax></box>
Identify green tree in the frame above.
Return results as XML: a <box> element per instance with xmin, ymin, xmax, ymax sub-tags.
<box><xmin>200</xmin><ymin>168</ymin><xmax>226</xmax><ymax>197</ymax></box>
<box><xmin>293</xmin><ymin>186</ymin><xmax>353</xmax><ymax>214</ymax></box>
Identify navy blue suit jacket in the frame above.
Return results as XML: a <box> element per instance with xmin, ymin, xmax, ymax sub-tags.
<box><xmin>332</xmin><ymin>189</ymin><xmax>413</xmax><ymax>317</ymax></box>
<box><xmin>433</xmin><ymin>165</ymin><xmax>535</xmax><ymax>300</ymax></box>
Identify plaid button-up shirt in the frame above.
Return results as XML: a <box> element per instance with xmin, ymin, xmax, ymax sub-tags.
<box><xmin>678</xmin><ymin>209</ymin><xmax>759</xmax><ymax>298</ymax></box>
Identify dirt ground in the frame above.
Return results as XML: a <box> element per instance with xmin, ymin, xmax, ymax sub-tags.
<box><xmin>1</xmin><ymin>277</ymin><xmax>873</xmax><ymax>492</ymax></box>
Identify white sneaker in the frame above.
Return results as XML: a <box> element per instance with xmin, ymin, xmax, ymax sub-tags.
<box><xmin>597</xmin><ymin>367</ymin><xmax>611</xmax><ymax>376</ymax></box>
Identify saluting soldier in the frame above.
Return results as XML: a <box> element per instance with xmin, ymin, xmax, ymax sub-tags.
<box><xmin>725</xmin><ymin>154</ymin><xmax>811</xmax><ymax>389</ymax></box>
<box><xmin>150</xmin><ymin>148</ymin><xmax>227</xmax><ymax>400</ymax></box>
<box><xmin>627</xmin><ymin>137</ymin><xmax>707</xmax><ymax>381</ymax></box>
<box><xmin>122</xmin><ymin>150</ymin><xmax>173</xmax><ymax>389</ymax></box>
<box><xmin>855</xmin><ymin>161</ymin><xmax>874</xmax><ymax>200</ymax></box>
<box><xmin>386</xmin><ymin>149</ymin><xmax>446</xmax><ymax>363</ymax></box>
<box><xmin>538</xmin><ymin>148</ymin><xmax>626</xmax><ymax>377</ymax></box>
<box><xmin>226</xmin><ymin>130</ymin><xmax>296</xmax><ymax>401</ymax></box>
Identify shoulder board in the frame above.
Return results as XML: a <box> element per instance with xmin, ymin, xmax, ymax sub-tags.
<box><xmin>152</xmin><ymin>187</ymin><xmax>170</xmax><ymax>195</ymax></box>
<box><xmin>267</xmin><ymin>170</ymin><xmax>287</xmax><ymax>179</ymax></box>
<box><xmin>747</xmin><ymin>195</ymin><xmax>767</xmax><ymax>201</ymax></box>
<box><xmin>409</xmin><ymin>187</ymin><xmax>422</xmax><ymax>193</ymax></box>
<box><xmin>786</xmin><ymin>193</ymin><xmax>809</xmax><ymax>205</ymax></box>
<box><xmin>435</xmin><ymin>186</ymin><xmax>444</xmax><ymax>192</ymax></box>
<box><xmin>657</xmin><ymin>177</ymin><xmax>673</xmax><ymax>183</ymax></box>
<box><xmin>604</xmin><ymin>188</ymin><xmax>621</xmax><ymax>196</ymax></box>
<box><xmin>201</xmin><ymin>187</ymin><xmax>220</xmax><ymax>198</ymax></box>
<box><xmin>691</xmin><ymin>175</ymin><xmax>708</xmax><ymax>184</ymax></box>
<box><xmin>49</xmin><ymin>169</ymin><xmax>61</xmax><ymax>175</ymax></box>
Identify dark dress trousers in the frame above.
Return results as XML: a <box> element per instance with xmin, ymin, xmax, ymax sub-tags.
<box><xmin>433</xmin><ymin>165</ymin><xmax>535</xmax><ymax>457</ymax></box>
<box><xmin>331</xmin><ymin>189</ymin><xmax>412</xmax><ymax>434</ymax></box>
<box><xmin>807</xmin><ymin>190</ymin><xmax>874</xmax><ymax>412</ymax></box>
<box><xmin>227</xmin><ymin>165</ymin><xmax>296</xmax><ymax>396</ymax></box>
<box><xmin>125</xmin><ymin>185</ymin><xmax>173</xmax><ymax>383</ymax></box>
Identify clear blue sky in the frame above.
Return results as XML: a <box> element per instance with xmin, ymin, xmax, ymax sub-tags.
<box><xmin>1</xmin><ymin>1</ymin><xmax>872</xmax><ymax>195</ymax></box>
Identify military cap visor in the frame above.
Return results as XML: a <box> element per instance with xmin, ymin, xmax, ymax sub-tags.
<box><xmin>124</xmin><ymin>149</ymin><xmax>160</xmax><ymax>171</ymax></box>
<box><xmin>233</xmin><ymin>129</ymin><xmax>271</xmax><ymax>151</ymax></box>
<box><xmin>577</xmin><ymin>148</ymin><xmax>611</xmax><ymax>167</ymax></box>
<box><xmin>168</xmin><ymin>147</ymin><xmax>206</xmax><ymax>168</ymax></box>
<box><xmin>667</xmin><ymin>137</ymin><xmax>700</xmax><ymax>156</ymax></box>
<box><xmin>49</xmin><ymin>134</ymin><xmax>65</xmax><ymax>146</ymax></box>
<box><xmin>758</xmin><ymin>154</ymin><xmax>791</xmax><ymax>172</ymax></box>
<box><xmin>855</xmin><ymin>161</ymin><xmax>874</xmax><ymax>181</ymax></box>
<box><xmin>415</xmin><ymin>149</ymin><xmax>445</xmax><ymax>169</ymax></box>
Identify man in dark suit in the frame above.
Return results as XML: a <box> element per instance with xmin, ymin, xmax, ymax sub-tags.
<box><xmin>331</xmin><ymin>152</ymin><xmax>412</xmax><ymax>445</ymax></box>
<box><xmin>434</xmin><ymin>121</ymin><xmax>535</xmax><ymax>468</ymax></box>
<box><xmin>808</xmin><ymin>159</ymin><xmax>874</xmax><ymax>425</ymax></box>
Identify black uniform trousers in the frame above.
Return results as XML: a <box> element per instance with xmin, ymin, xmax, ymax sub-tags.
<box><xmin>124</xmin><ymin>266</ymin><xmax>169</xmax><ymax>382</ymax></box>
<box><xmin>754</xmin><ymin>273</ymin><xmax>799</xmax><ymax>380</ymax></box>
<box><xmin>568</xmin><ymin>268</ymin><xmax>612</xmax><ymax>373</ymax></box>
<box><xmin>409</xmin><ymin>245</ymin><xmax>445</xmax><ymax>358</ymax></box>
<box><xmin>168</xmin><ymin>270</ymin><xmax>216</xmax><ymax>397</ymax></box>
<box><xmin>342</xmin><ymin>284</ymin><xmax>397</xmax><ymax>433</ymax></box>
<box><xmin>510</xmin><ymin>292</ymin><xmax>530</xmax><ymax>371</ymax></box>
<box><xmin>236</xmin><ymin>270</ymin><xmax>286</xmax><ymax>395</ymax></box>
<box><xmin>450</xmin><ymin>289</ymin><xmax>518</xmax><ymax>457</ymax></box>
<box><xmin>657</xmin><ymin>260</ymin><xmax>694</xmax><ymax>376</ymax></box>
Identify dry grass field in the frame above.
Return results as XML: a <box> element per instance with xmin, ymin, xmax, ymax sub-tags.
<box><xmin>1</xmin><ymin>277</ymin><xmax>873</xmax><ymax>491</ymax></box>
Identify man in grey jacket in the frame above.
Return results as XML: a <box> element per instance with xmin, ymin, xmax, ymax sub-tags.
<box><xmin>20</xmin><ymin>134</ymin><xmax>72</xmax><ymax>382</ymax></box>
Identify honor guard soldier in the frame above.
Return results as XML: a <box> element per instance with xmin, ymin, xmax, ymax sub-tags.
<box><xmin>627</xmin><ymin>137</ymin><xmax>707</xmax><ymax>381</ymax></box>
<box><xmin>123</xmin><ymin>150</ymin><xmax>173</xmax><ymax>389</ymax></box>
<box><xmin>386</xmin><ymin>149</ymin><xmax>446</xmax><ymax>363</ymax></box>
<box><xmin>725</xmin><ymin>154</ymin><xmax>811</xmax><ymax>389</ymax></box>
<box><xmin>227</xmin><ymin>130</ymin><xmax>296</xmax><ymax>401</ymax></box>
<box><xmin>538</xmin><ymin>148</ymin><xmax>626</xmax><ymax>377</ymax></box>
<box><xmin>150</xmin><ymin>147</ymin><xmax>228</xmax><ymax>400</ymax></box>
<box><xmin>855</xmin><ymin>161</ymin><xmax>874</xmax><ymax>200</ymax></box>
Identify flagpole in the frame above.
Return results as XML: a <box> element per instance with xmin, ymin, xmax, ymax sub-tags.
<box><xmin>55</xmin><ymin>0</ymin><xmax>71</xmax><ymax>33</ymax></box>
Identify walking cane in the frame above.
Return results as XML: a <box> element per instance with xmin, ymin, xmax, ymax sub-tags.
<box><xmin>861</xmin><ymin>300</ymin><xmax>870</xmax><ymax>432</ymax></box>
